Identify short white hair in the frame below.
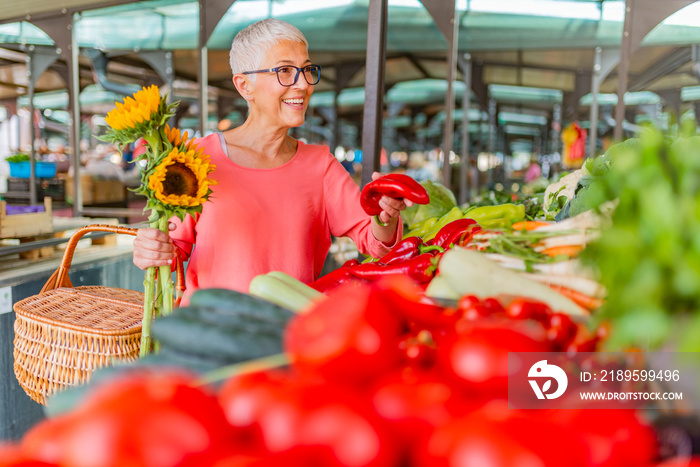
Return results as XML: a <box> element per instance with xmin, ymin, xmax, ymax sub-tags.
<box><xmin>229</xmin><ymin>19</ymin><xmax>308</xmax><ymax>78</ymax></box>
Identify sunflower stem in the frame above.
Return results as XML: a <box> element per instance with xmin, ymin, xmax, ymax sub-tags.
<box><xmin>139</xmin><ymin>217</ymin><xmax>160</xmax><ymax>357</ymax></box>
<box><xmin>158</xmin><ymin>215</ymin><xmax>175</xmax><ymax>317</ymax></box>
<box><xmin>140</xmin><ymin>265</ymin><xmax>157</xmax><ymax>357</ymax></box>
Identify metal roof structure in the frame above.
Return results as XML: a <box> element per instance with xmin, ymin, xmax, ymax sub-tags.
<box><xmin>2</xmin><ymin>0</ymin><xmax>700</xmax><ymax>207</ymax></box>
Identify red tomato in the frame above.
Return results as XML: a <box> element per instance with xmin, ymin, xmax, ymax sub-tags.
<box><xmin>373</xmin><ymin>275</ymin><xmax>455</xmax><ymax>329</ymax></box>
<box><xmin>284</xmin><ymin>282</ymin><xmax>405</xmax><ymax>384</ymax></box>
<box><xmin>654</xmin><ymin>459</ymin><xmax>700</xmax><ymax>467</ymax></box>
<box><xmin>218</xmin><ymin>370</ymin><xmax>297</xmax><ymax>455</ymax></box>
<box><xmin>456</xmin><ymin>295</ymin><xmax>481</xmax><ymax>312</ymax></box>
<box><xmin>546</xmin><ymin>409</ymin><xmax>658</xmax><ymax>467</ymax></box>
<box><xmin>416</xmin><ymin>411</ymin><xmax>587</xmax><ymax>467</ymax></box>
<box><xmin>437</xmin><ymin>322</ymin><xmax>551</xmax><ymax>397</ymax></box>
<box><xmin>371</xmin><ymin>370</ymin><xmax>455</xmax><ymax>453</ymax></box>
<box><xmin>294</xmin><ymin>387</ymin><xmax>400</xmax><ymax>467</ymax></box>
<box><xmin>0</xmin><ymin>444</ymin><xmax>54</xmax><ymax>467</ymax></box>
<box><xmin>546</xmin><ymin>313</ymin><xmax>579</xmax><ymax>349</ymax></box>
<box><xmin>22</xmin><ymin>371</ymin><xmax>235</xmax><ymax>467</ymax></box>
<box><xmin>505</xmin><ymin>298</ymin><xmax>552</xmax><ymax>322</ymax></box>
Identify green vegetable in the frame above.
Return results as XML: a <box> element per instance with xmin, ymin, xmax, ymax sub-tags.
<box><xmin>401</xmin><ymin>180</ymin><xmax>457</xmax><ymax>227</ymax></box>
<box><xmin>405</xmin><ymin>217</ymin><xmax>438</xmax><ymax>238</ymax></box>
<box><xmin>581</xmin><ymin>127</ymin><xmax>700</xmax><ymax>350</ymax></box>
<box><xmin>266</xmin><ymin>271</ymin><xmax>323</xmax><ymax>301</ymax></box>
<box><xmin>6</xmin><ymin>153</ymin><xmax>30</xmax><ymax>163</ymax></box>
<box><xmin>152</xmin><ymin>316</ymin><xmax>283</xmax><ymax>361</ymax></box>
<box><xmin>463</xmin><ymin>203</ymin><xmax>525</xmax><ymax>225</ymax></box>
<box><xmin>249</xmin><ymin>273</ymin><xmax>320</xmax><ymax>312</ymax></box>
<box><xmin>436</xmin><ymin>247</ymin><xmax>586</xmax><ymax>316</ymax></box>
<box><xmin>421</xmin><ymin>206</ymin><xmax>463</xmax><ymax>242</ymax></box>
<box><xmin>189</xmin><ymin>287</ymin><xmax>295</xmax><ymax>321</ymax></box>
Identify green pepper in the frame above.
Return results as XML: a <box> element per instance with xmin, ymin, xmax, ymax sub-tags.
<box><xmin>404</xmin><ymin>217</ymin><xmax>438</xmax><ymax>238</ymax></box>
<box><xmin>422</xmin><ymin>207</ymin><xmax>464</xmax><ymax>242</ymax></box>
<box><xmin>463</xmin><ymin>203</ymin><xmax>525</xmax><ymax>224</ymax></box>
<box><xmin>478</xmin><ymin>218</ymin><xmax>513</xmax><ymax>229</ymax></box>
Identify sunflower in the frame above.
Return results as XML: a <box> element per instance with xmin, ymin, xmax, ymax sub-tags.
<box><xmin>148</xmin><ymin>148</ymin><xmax>216</xmax><ymax>207</ymax></box>
<box><xmin>163</xmin><ymin>124</ymin><xmax>199</xmax><ymax>152</ymax></box>
<box><xmin>105</xmin><ymin>85</ymin><xmax>162</xmax><ymax>131</ymax></box>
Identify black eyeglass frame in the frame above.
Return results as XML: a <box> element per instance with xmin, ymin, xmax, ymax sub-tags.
<box><xmin>241</xmin><ymin>65</ymin><xmax>322</xmax><ymax>87</ymax></box>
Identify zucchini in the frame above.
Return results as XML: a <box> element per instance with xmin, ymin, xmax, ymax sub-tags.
<box><xmin>266</xmin><ymin>271</ymin><xmax>323</xmax><ymax>301</ymax></box>
<box><xmin>249</xmin><ymin>274</ymin><xmax>317</xmax><ymax>312</ymax></box>
<box><xmin>188</xmin><ymin>287</ymin><xmax>296</xmax><ymax>321</ymax></box>
<box><xmin>152</xmin><ymin>316</ymin><xmax>283</xmax><ymax>361</ymax></box>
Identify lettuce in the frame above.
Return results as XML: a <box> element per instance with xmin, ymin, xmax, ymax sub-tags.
<box><xmin>401</xmin><ymin>180</ymin><xmax>457</xmax><ymax>227</ymax></box>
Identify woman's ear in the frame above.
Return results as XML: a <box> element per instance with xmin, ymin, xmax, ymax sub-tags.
<box><xmin>232</xmin><ymin>74</ymin><xmax>253</xmax><ymax>101</ymax></box>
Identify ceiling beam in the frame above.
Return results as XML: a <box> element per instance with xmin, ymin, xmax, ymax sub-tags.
<box><xmin>627</xmin><ymin>46</ymin><xmax>691</xmax><ymax>92</ymax></box>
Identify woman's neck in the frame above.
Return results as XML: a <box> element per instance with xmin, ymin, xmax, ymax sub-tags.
<box><xmin>227</xmin><ymin>118</ymin><xmax>292</xmax><ymax>158</ymax></box>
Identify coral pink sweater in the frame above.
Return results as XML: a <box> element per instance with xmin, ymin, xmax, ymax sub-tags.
<box><xmin>170</xmin><ymin>133</ymin><xmax>401</xmax><ymax>301</ymax></box>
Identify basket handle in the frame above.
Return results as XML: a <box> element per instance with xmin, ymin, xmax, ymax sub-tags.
<box><xmin>40</xmin><ymin>224</ymin><xmax>186</xmax><ymax>301</ymax></box>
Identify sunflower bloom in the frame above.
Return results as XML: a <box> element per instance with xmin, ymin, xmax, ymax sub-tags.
<box><xmin>148</xmin><ymin>148</ymin><xmax>216</xmax><ymax>207</ymax></box>
<box><xmin>163</xmin><ymin>124</ymin><xmax>199</xmax><ymax>152</ymax></box>
<box><xmin>105</xmin><ymin>85</ymin><xmax>161</xmax><ymax>131</ymax></box>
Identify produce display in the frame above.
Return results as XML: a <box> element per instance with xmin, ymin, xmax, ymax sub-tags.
<box><xmin>0</xmin><ymin>277</ymin><xmax>675</xmax><ymax>466</ymax></box>
<box><xmin>5</xmin><ymin>128</ymin><xmax>700</xmax><ymax>466</ymax></box>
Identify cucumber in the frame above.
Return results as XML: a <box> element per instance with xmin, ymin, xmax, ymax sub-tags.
<box><xmin>266</xmin><ymin>271</ymin><xmax>323</xmax><ymax>301</ymax></box>
<box><xmin>188</xmin><ymin>287</ymin><xmax>296</xmax><ymax>321</ymax></box>
<box><xmin>152</xmin><ymin>316</ymin><xmax>284</xmax><ymax>362</ymax></box>
<box><xmin>150</xmin><ymin>346</ymin><xmax>230</xmax><ymax>373</ymax></box>
<box><xmin>249</xmin><ymin>275</ymin><xmax>315</xmax><ymax>312</ymax></box>
<box><xmin>180</xmin><ymin>306</ymin><xmax>289</xmax><ymax>333</ymax></box>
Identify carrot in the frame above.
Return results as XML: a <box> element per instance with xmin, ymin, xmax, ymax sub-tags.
<box><xmin>511</xmin><ymin>220</ymin><xmax>551</xmax><ymax>231</ymax></box>
<box><xmin>541</xmin><ymin>244</ymin><xmax>584</xmax><ymax>257</ymax></box>
<box><xmin>548</xmin><ymin>284</ymin><xmax>603</xmax><ymax>312</ymax></box>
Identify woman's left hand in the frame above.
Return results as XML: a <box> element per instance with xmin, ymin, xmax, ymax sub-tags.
<box><xmin>371</xmin><ymin>171</ymin><xmax>414</xmax><ymax>225</ymax></box>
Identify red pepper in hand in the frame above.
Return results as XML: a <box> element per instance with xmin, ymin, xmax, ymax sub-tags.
<box><xmin>429</xmin><ymin>219</ymin><xmax>480</xmax><ymax>248</ymax></box>
<box><xmin>360</xmin><ymin>174</ymin><xmax>430</xmax><ymax>223</ymax></box>
<box><xmin>348</xmin><ymin>252</ymin><xmax>437</xmax><ymax>283</ymax></box>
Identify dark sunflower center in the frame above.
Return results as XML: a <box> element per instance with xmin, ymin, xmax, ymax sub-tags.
<box><xmin>162</xmin><ymin>162</ymin><xmax>198</xmax><ymax>197</ymax></box>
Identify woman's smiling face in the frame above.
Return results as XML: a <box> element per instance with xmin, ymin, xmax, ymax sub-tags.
<box><xmin>249</xmin><ymin>40</ymin><xmax>314</xmax><ymax>129</ymax></box>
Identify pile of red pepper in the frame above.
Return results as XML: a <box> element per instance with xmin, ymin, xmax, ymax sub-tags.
<box><xmin>311</xmin><ymin>219</ymin><xmax>481</xmax><ymax>292</ymax></box>
<box><xmin>4</xmin><ymin>276</ymin><xmax>690</xmax><ymax>467</ymax></box>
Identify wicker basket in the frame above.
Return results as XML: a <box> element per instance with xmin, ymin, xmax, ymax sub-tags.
<box><xmin>13</xmin><ymin>224</ymin><xmax>184</xmax><ymax>405</ymax></box>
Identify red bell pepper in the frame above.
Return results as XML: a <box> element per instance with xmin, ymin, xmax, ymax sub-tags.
<box><xmin>377</xmin><ymin>236</ymin><xmax>424</xmax><ymax>265</ymax></box>
<box><xmin>310</xmin><ymin>261</ymin><xmax>365</xmax><ymax>293</ymax></box>
<box><xmin>429</xmin><ymin>219</ymin><xmax>480</xmax><ymax>248</ymax></box>
<box><xmin>360</xmin><ymin>174</ymin><xmax>430</xmax><ymax>223</ymax></box>
<box><xmin>348</xmin><ymin>252</ymin><xmax>438</xmax><ymax>283</ymax></box>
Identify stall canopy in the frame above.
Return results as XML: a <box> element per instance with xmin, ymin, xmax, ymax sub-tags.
<box><xmin>3</xmin><ymin>0</ymin><xmax>700</xmax><ymax>154</ymax></box>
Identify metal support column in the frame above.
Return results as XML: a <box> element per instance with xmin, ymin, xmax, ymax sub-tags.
<box><xmin>68</xmin><ymin>15</ymin><xmax>82</xmax><ymax>217</ymax></box>
<box><xmin>614</xmin><ymin>0</ymin><xmax>696</xmax><ymax>140</ymax></box>
<box><xmin>614</xmin><ymin>2</ymin><xmax>634</xmax><ymax>141</ymax></box>
<box><xmin>29</xmin><ymin>15</ymin><xmax>82</xmax><ymax>215</ymax></box>
<box><xmin>458</xmin><ymin>53</ymin><xmax>472</xmax><ymax>205</ymax></box>
<box><xmin>361</xmin><ymin>0</ymin><xmax>388</xmax><ymax>187</ymax></box>
<box><xmin>421</xmin><ymin>0</ymin><xmax>459</xmax><ymax>189</ymax></box>
<box><xmin>198</xmin><ymin>0</ymin><xmax>237</xmax><ymax>136</ymax></box>
<box><xmin>441</xmin><ymin>7</ymin><xmax>459</xmax><ymax>189</ymax></box>
<box><xmin>25</xmin><ymin>53</ymin><xmax>37</xmax><ymax>205</ymax></box>
<box><xmin>487</xmin><ymin>98</ymin><xmax>497</xmax><ymax>188</ymax></box>
<box><xmin>197</xmin><ymin>21</ymin><xmax>209</xmax><ymax>136</ymax></box>
<box><xmin>589</xmin><ymin>47</ymin><xmax>620</xmax><ymax>156</ymax></box>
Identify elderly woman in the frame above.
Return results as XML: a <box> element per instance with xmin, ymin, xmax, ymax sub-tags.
<box><xmin>132</xmin><ymin>19</ymin><xmax>408</xmax><ymax>301</ymax></box>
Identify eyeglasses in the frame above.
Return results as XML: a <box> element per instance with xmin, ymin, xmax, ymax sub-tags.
<box><xmin>241</xmin><ymin>65</ymin><xmax>322</xmax><ymax>87</ymax></box>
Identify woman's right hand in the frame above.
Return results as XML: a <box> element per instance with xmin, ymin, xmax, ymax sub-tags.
<box><xmin>133</xmin><ymin>224</ymin><xmax>177</xmax><ymax>270</ymax></box>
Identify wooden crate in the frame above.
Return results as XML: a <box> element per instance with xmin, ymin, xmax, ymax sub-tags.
<box><xmin>0</xmin><ymin>198</ymin><xmax>53</xmax><ymax>239</ymax></box>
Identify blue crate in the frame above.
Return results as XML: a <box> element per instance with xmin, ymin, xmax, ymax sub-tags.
<box><xmin>9</xmin><ymin>161</ymin><xmax>57</xmax><ymax>178</ymax></box>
